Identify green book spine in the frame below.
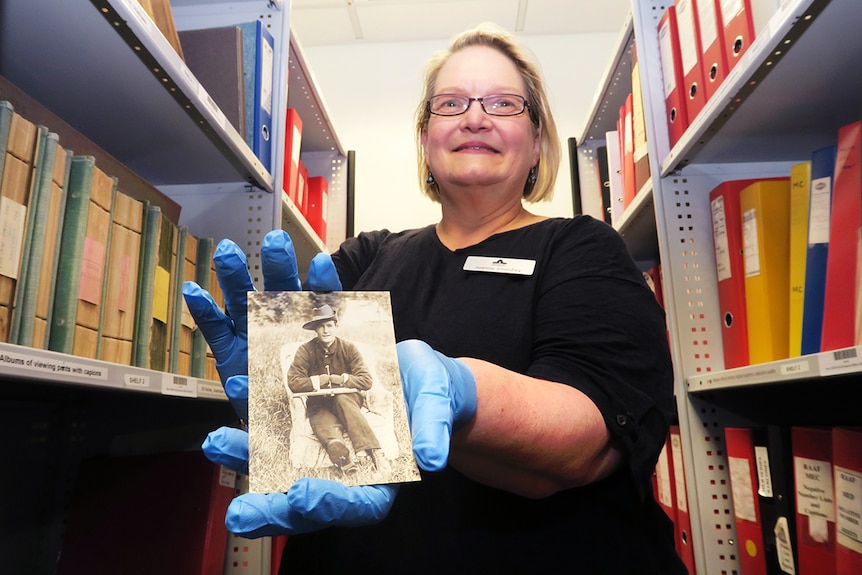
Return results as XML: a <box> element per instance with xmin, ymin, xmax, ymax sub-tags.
<box><xmin>94</xmin><ymin>180</ymin><xmax>118</xmax><ymax>359</ymax></box>
<box><xmin>48</xmin><ymin>155</ymin><xmax>95</xmax><ymax>354</ymax></box>
<box><xmin>133</xmin><ymin>203</ymin><xmax>159</xmax><ymax>368</ymax></box>
<box><xmin>12</xmin><ymin>129</ymin><xmax>57</xmax><ymax>346</ymax></box>
<box><xmin>168</xmin><ymin>225</ymin><xmax>187</xmax><ymax>374</ymax></box>
<box><xmin>190</xmin><ymin>236</ymin><xmax>213</xmax><ymax>379</ymax></box>
<box><xmin>42</xmin><ymin>149</ymin><xmax>72</xmax><ymax>348</ymax></box>
<box><xmin>148</xmin><ymin>216</ymin><xmax>176</xmax><ymax>373</ymax></box>
<box><xmin>0</xmin><ymin>101</ymin><xmax>12</xmax><ymax>178</ymax></box>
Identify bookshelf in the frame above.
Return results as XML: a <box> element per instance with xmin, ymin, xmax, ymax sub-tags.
<box><xmin>0</xmin><ymin>1</ymin><xmax>347</xmax><ymax>573</ymax></box>
<box><xmin>580</xmin><ymin>0</ymin><xmax>862</xmax><ymax>573</ymax></box>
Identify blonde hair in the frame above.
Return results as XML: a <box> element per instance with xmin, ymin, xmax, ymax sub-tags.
<box><xmin>415</xmin><ymin>22</ymin><xmax>561</xmax><ymax>203</ymax></box>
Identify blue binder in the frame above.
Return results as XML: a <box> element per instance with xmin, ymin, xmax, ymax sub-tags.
<box><xmin>253</xmin><ymin>20</ymin><xmax>274</xmax><ymax>173</ymax></box>
<box><xmin>800</xmin><ymin>144</ymin><xmax>836</xmax><ymax>355</ymax></box>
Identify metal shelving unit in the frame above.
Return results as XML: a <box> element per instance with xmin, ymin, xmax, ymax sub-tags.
<box><xmin>0</xmin><ymin>1</ymin><xmax>349</xmax><ymax>573</ymax></box>
<box><xmin>580</xmin><ymin>0</ymin><xmax>862</xmax><ymax>573</ymax></box>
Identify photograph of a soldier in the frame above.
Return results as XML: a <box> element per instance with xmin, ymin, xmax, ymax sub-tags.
<box><xmin>247</xmin><ymin>290</ymin><xmax>421</xmax><ymax>491</ymax></box>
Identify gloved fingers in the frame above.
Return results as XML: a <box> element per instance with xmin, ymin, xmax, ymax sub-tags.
<box><xmin>224</xmin><ymin>375</ymin><xmax>249</xmax><ymax>422</ymax></box>
<box><xmin>213</xmin><ymin>239</ymin><xmax>255</xmax><ymax>334</ymax></box>
<box><xmin>225</xmin><ymin>481</ymin><xmax>398</xmax><ymax>538</ymax></box>
<box><xmin>405</xmin><ymin>389</ymin><xmax>452</xmax><ymax>472</ymax></box>
<box><xmin>306</xmin><ymin>252</ymin><xmax>343</xmax><ymax>292</ymax></box>
<box><xmin>182</xmin><ymin>282</ymin><xmax>237</xmax><ymax>363</ymax></box>
<box><xmin>397</xmin><ymin>340</ymin><xmax>455</xmax><ymax>472</ymax></box>
<box><xmin>201</xmin><ymin>426</ymin><xmax>249</xmax><ymax>475</ymax></box>
<box><xmin>288</xmin><ymin>479</ymin><xmax>398</xmax><ymax>528</ymax></box>
<box><xmin>261</xmin><ymin>230</ymin><xmax>302</xmax><ymax>292</ymax></box>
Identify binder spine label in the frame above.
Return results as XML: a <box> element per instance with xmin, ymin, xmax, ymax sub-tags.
<box><xmin>794</xmin><ymin>455</ymin><xmax>835</xmax><ymax>531</ymax></box>
<box><xmin>742</xmin><ymin>208</ymin><xmax>761</xmax><ymax>277</ymax></box>
<box><xmin>835</xmin><ymin>465</ymin><xmax>862</xmax><ymax>553</ymax></box>
<box><xmin>711</xmin><ymin>196</ymin><xmax>732</xmax><ymax>282</ymax></box>
<box><xmin>808</xmin><ymin>176</ymin><xmax>832</xmax><ymax>244</ymax></box>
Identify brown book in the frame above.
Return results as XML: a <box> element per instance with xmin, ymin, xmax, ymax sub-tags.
<box><xmin>48</xmin><ymin>157</ymin><xmax>115</xmax><ymax>358</ymax></box>
<box><xmin>178</xmin><ymin>26</ymin><xmax>246</xmax><ymax>137</ymax></box>
<box><xmin>72</xmin><ymin>165</ymin><xmax>116</xmax><ymax>359</ymax></box>
<box><xmin>173</xmin><ymin>228</ymin><xmax>197</xmax><ymax>376</ymax></box>
<box><xmin>31</xmin><ymin>141</ymin><xmax>72</xmax><ymax>348</ymax></box>
<box><xmin>206</xmin><ymin>242</ymin><xmax>224</xmax><ymax>382</ymax></box>
<box><xmin>136</xmin><ymin>0</ymin><xmax>184</xmax><ymax>60</ymax></box>
<box><xmin>0</xmin><ymin>104</ymin><xmax>39</xmax><ymax>342</ymax></box>
<box><xmin>99</xmin><ymin>188</ymin><xmax>144</xmax><ymax>365</ymax></box>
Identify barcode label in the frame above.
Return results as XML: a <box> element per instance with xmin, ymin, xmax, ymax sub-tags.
<box><xmin>162</xmin><ymin>373</ymin><xmax>197</xmax><ymax>398</ymax></box>
<box><xmin>821</xmin><ymin>347</ymin><xmax>862</xmax><ymax>376</ymax></box>
<box><xmin>833</xmin><ymin>348</ymin><xmax>858</xmax><ymax>361</ymax></box>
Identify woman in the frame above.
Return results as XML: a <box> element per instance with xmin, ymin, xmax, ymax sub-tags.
<box><xmin>186</xmin><ymin>22</ymin><xmax>686</xmax><ymax>574</ymax></box>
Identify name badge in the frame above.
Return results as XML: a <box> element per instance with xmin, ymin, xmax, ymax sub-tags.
<box><xmin>463</xmin><ymin>256</ymin><xmax>536</xmax><ymax>276</ymax></box>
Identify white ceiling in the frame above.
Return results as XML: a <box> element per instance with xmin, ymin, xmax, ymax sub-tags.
<box><xmin>290</xmin><ymin>0</ymin><xmax>631</xmax><ymax>46</ymax></box>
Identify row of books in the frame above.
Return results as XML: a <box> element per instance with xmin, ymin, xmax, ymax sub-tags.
<box><xmin>724</xmin><ymin>425</ymin><xmax>862</xmax><ymax>575</ymax></box>
<box><xmin>0</xmin><ymin>100</ymin><xmax>224</xmax><ymax>381</ymax></box>
<box><xmin>709</xmin><ymin>119</ymin><xmax>862</xmax><ymax>370</ymax></box>
<box><xmin>599</xmin><ymin>40</ymin><xmax>651</xmax><ymax>227</ymax></box>
<box><xmin>658</xmin><ymin>0</ymin><xmax>780</xmax><ymax>148</ymax></box>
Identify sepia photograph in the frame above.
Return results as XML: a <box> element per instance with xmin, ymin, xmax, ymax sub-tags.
<box><xmin>247</xmin><ymin>290</ymin><xmax>421</xmax><ymax>493</ymax></box>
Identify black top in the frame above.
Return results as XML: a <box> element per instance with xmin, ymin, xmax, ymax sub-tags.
<box><xmin>282</xmin><ymin>216</ymin><xmax>686</xmax><ymax>574</ymax></box>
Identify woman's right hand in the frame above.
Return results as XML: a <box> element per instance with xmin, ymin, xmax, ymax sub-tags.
<box><xmin>182</xmin><ymin>230</ymin><xmax>398</xmax><ymax>537</ymax></box>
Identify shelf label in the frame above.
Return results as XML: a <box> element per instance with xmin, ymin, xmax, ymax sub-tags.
<box><xmin>781</xmin><ymin>360</ymin><xmax>811</xmax><ymax>376</ymax></box>
<box><xmin>198</xmin><ymin>380</ymin><xmax>227</xmax><ymax>400</ymax></box>
<box><xmin>162</xmin><ymin>373</ymin><xmax>197</xmax><ymax>398</ymax></box>
<box><xmin>124</xmin><ymin>373</ymin><xmax>149</xmax><ymax>389</ymax></box>
<box><xmin>0</xmin><ymin>348</ymin><xmax>108</xmax><ymax>380</ymax></box>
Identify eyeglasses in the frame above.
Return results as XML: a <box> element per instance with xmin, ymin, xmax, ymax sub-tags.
<box><xmin>428</xmin><ymin>94</ymin><xmax>529</xmax><ymax>117</ymax></box>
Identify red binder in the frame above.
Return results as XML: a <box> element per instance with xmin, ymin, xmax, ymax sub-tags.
<box><xmin>694</xmin><ymin>0</ymin><xmax>728</xmax><ymax>99</ymax></box>
<box><xmin>709</xmin><ymin>179</ymin><xmax>754</xmax><ymax>368</ymax></box>
<box><xmin>655</xmin><ymin>433</ymin><xmax>678</xmax><ymax>527</ymax></box>
<box><xmin>670</xmin><ymin>426</ymin><xmax>697</xmax><ymax>574</ymax></box>
<box><xmin>792</xmin><ymin>426</ymin><xmax>837</xmax><ymax>575</ymax></box>
<box><xmin>820</xmin><ymin>120</ymin><xmax>861</xmax><ymax>352</ymax></box>
<box><xmin>675</xmin><ymin>0</ymin><xmax>708</xmax><ymax>124</ymax></box>
<box><xmin>725</xmin><ymin>427</ymin><xmax>768</xmax><ymax>575</ymax></box>
<box><xmin>833</xmin><ymin>427</ymin><xmax>862</xmax><ymax>575</ymax></box>
<box><xmin>622</xmin><ymin>92</ymin><xmax>636</xmax><ymax>208</ymax></box>
<box><xmin>658</xmin><ymin>6</ymin><xmax>689</xmax><ymax>148</ymax></box>
<box><xmin>282</xmin><ymin>107</ymin><xmax>303</xmax><ymax>207</ymax></box>
<box><xmin>57</xmin><ymin>451</ymin><xmax>235</xmax><ymax>575</ymax></box>
<box><xmin>720</xmin><ymin>0</ymin><xmax>756</xmax><ymax>72</ymax></box>
<box><xmin>305</xmin><ymin>175</ymin><xmax>328</xmax><ymax>242</ymax></box>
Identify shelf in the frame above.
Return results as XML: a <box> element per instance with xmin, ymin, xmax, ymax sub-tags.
<box><xmin>687</xmin><ymin>345</ymin><xmax>862</xmax><ymax>392</ymax></box>
<box><xmin>0</xmin><ymin>0</ymin><xmax>271</xmax><ymax>189</ymax></box>
<box><xmin>288</xmin><ymin>33</ymin><xmax>345</xmax><ymax>157</ymax></box>
<box><xmin>616</xmin><ymin>180</ymin><xmax>659</xmax><ymax>263</ymax></box>
<box><xmin>661</xmin><ymin>0</ymin><xmax>859</xmax><ymax>174</ymax></box>
<box><xmin>577</xmin><ymin>11</ymin><xmax>634</xmax><ymax>146</ymax></box>
<box><xmin>0</xmin><ymin>342</ymin><xmax>227</xmax><ymax>400</ymax></box>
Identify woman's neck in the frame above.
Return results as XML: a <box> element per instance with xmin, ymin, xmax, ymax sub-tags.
<box><xmin>435</xmin><ymin>198</ymin><xmax>546</xmax><ymax>250</ymax></box>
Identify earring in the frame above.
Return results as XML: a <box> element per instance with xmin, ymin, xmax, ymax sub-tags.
<box><xmin>528</xmin><ymin>167</ymin><xmax>538</xmax><ymax>185</ymax></box>
<box><xmin>426</xmin><ymin>172</ymin><xmax>435</xmax><ymax>184</ymax></box>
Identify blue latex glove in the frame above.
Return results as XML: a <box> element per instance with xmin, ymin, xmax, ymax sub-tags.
<box><xmin>396</xmin><ymin>339</ymin><xmax>478</xmax><ymax>471</ymax></box>
<box><xmin>184</xmin><ymin>229</ymin><xmax>397</xmax><ymax>537</ymax></box>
